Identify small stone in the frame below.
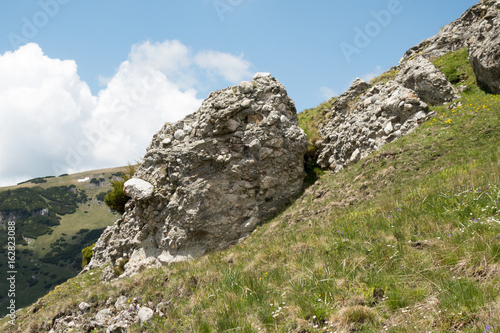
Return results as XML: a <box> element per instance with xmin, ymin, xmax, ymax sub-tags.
<box><xmin>95</xmin><ymin>308</ymin><xmax>113</xmax><ymax>324</ymax></box>
<box><xmin>253</xmin><ymin>72</ymin><xmax>272</xmax><ymax>80</ymax></box>
<box><xmin>79</xmin><ymin>302</ymin><xmax>90</xmax><ymax>312</ymax></box>
<box><xmin>174</xmin><ymin>129</ymin><xmax>185</xmax><ymax>141</ymax></box>
<box><xmin>248</xmin><ymin>139</ymin><xmax>261</xmax><ymax>151</ymax></box>
<box><xmin>241</xmin><ymin>99</ymin><xmax>252</xmax><ymax>108</ymax></box>
<box><xmin>412</xmin><ymin>111</ymin><xmax>427</xmax><ymax>121</ymax></box>
<box><xmin>384</xmin><ymin>122</ymin><xmax>394</xmax><ymax>135</ymax></box>
<box><xmin>161</xmin><ymin>138</ymin><xmax>172</xmax><ymax>147</ymax></box>
<box><xmin>238</xmin><ymin>81</ymin><xmax>254</xmax><ymax>94</ymax></box>
<box><xmin>123</xmin><ymin>179</ymin><xmax>154</xmax><ymax>201</ymax></box>
<box><xmin>350</xmin><ymin>148</ymin><xmax>361</xmax><ymax>163</ymax></box>
<box><xmin>226</xmin><ymin>119</ymin><xmax>240</xmax><ymax>132</ymax></box>
<box><xmin>138</xmin><ymin>307</ymin><xmax>154</xmax><ymax>323</ymax></box>
<box><xmin>258</xmin><ymin>147</ymin><xmax>273</xmax><ymax>160</ymax></box>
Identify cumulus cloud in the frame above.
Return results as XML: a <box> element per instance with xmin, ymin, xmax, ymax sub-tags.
<box><xmin>195</xmin><ymin>50</ymin><xmax>252</xmax><ymax>82</ymax></box>
<box><xmin>0</xmin><ymin>41</ymin><xmax>253</xmax><ymax>186</ymax></box>
<box><xmin>0</xmin><ymin>43</ymin><xmax>96</xmax><ymax>185</ymax></box>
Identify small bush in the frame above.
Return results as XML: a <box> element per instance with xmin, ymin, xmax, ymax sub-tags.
<box><xmin>96</xmin><ymin>191</ymin><xmax>109</xmax><ymax>202</ymax></box>
<box><xmin>81</xmin><ymin>243</ymin><xmax>95</xmax><ymax>269</ymax></box>
<box><xmin>104</xmin><ymin>165</ymin><xmax>136</xmax><ymax>214</ymax></box>
<box><xmin>113</xmin><ymin>258</ymin><xmax>129</xmax><ymax>277</ymax></box>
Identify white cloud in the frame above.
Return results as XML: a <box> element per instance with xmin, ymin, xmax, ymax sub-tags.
<box><xmin>0</xmin><ymin>43</ymin><xmax>96</xmax><ymax>185</ymax></box>
<box><xmin>195</xmin><ymin>50</ymin><xmax>252</xmax><ymax>82</ymax></box>
<box><xmin>361</xmin><ymin>65</ymin><xmax>383</xmax><ymax>83</ymax></box>
<box><xmin>0</xmin><ymin>41</ymin><xmax>253</xmax><ymax>186</ymax></box>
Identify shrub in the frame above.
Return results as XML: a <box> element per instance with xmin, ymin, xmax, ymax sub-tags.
<box><xmin>113</xmin><ymin>258</ymin><xmax>129</xmax><ymax>277</ymax></box>
<box><xmin>104</xmin><ymin>165</ymin><xmax>136</xmax><ymax>214</ymax></box>
<box><xmin>81</xmin><ymin>243</ymin><xmax>95</xmax><ymax>269</ymax></box>
<box><xmin>96</xmin><ymin>191</ymin><xmax>109</xmax><ymax>202</ymax></box>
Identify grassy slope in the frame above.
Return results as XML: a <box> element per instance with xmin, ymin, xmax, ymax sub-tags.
<box><xmin>298</xmin><ymin>97</ymin><xmax>336</xmax><ymax>148</ymax></box>
<box><xmin>3</xmin><ymin>50</ymin><xmax>500</xmax><ymax>333</ymax></box>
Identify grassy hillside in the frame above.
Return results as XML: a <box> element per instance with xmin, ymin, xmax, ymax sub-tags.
<box><xmin>298</xmin><ymin>96</ymin><xmax>336</xmax><ymax>148</ymax></box>
<box><xmin>0</xmin><ymin>166</ymin><xmax>129</xmax><ymax>316</ymax></box>
<box><xmin>2</xmin><ymin>49</ymin><xmax>500</xmax><ymax>332</ymax></box>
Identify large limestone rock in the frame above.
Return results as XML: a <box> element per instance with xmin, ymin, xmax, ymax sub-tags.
<box><xmin>395</xmin><ymin>56</ymin><xmax>459</xmax><ymax>105</ymax></box>
<box><xmin>469</xmin><ymin>1</ymin><xmax>500</xmax><ymax>93</ymax></box>
<box><xmin>87</xmin><ymin>73</ymin><xmax>308</xmax><ymax>279</ymax></box>
<box><xmin>317</xmin><ymin>80</ymin><xmax>432</xmax><ymax>172</ymax></box>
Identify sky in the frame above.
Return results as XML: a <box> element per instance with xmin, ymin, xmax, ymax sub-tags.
<box><xmin>0</xmin><ymin>0</ymin><xmax>478</xmax><ymax>186</ymax></box>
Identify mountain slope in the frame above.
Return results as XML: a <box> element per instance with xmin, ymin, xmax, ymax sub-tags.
<box><xmin>0</xmin><ymin>167</ymin><xmax>128</xmax><ymax>316</ymax></box>
<box><xmin>2</xmin><ymin>46</ymin><xmax>499</xmax><ymax>332</ymax></box>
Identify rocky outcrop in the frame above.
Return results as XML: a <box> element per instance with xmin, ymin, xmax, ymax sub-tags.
<box><xmin>0</xmin><ymin>211</ymin><xmax>20</xmax><ymax>228</ymax></box>
<box><xmin>401</xmin><ymin>0</ymin><xmax>500</xmax><ymax>94</ymax></box>
<box><xmin>329</xmin><ymin>78</ymin><xmax>371</xmax><ymax>114</ymax></box>
<box><xmin>87</xmin><ymin>73</ymin><xmax>308</xmax><ymax>279</ymax></box>
<box><xmin>395</xmin><ymin>56</ymin><xmax>459</xmax><ymax>105</ymax></box>
<box><xmin>317</xmin><ymin>1</ymin><xmax>500</xmax><ymax>171</ymax></box>
<box><xmin>317</xmin><ymin>79</ymin><xmax>432</xmax><ymax>172</ymax></box>
<box><xmin>469</xmin><ymin>1</ymin><xmax>500</xmax><ymax>93</ymax></box>
<box><xmin>400</xmin><ymin>1</ymin><xmax>488</xmax><ymax>62</ymax></box>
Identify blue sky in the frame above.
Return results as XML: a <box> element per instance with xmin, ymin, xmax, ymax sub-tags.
<box><xmin>0</xmin><ymin>0</ymin><xmax>477</xmax><ymax>185</ymax></box>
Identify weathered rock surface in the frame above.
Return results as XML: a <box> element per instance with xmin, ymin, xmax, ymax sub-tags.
<box><xmin>330</xmin><ymin>78</ymin><xmax>371</xmax><ymax>113</ymax></box>
<box><xmin>86</xmin><ymin>73</ymin><xmax>307</xmax><ymax>279</ymax></box>
<box><xmin>395</xmin><ymin>56</ymin><xmax>459</xmax><ymax>105</ymax></box>
<box><xmin>317</xmin><ymin>79</ymin><xmax>433</xmax><ymax>171</ymax></box>
<box><xmin>469</xmin><ymin>1</ymin><xmax>500</xmax><ymax>93</ymax></box>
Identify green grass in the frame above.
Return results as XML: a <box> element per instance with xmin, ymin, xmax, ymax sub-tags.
<box><xmin>298</xmin><ymin>97</ymin><xmax>336</xmax><ymax>147</ymax></box>
<box><xmin>370</xmin><ymin>66</ymin><xmax>399</xmax><ymax>86</ymax></box>
<box><xmin>2</xmin><ymin>49</ymin><xmax>500</xmax><ymax>333</ymax></box>
<box><xmin>30</xmin><ymin>200</ymin><xmax>117</xmax><ymax>257</ymax></box>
